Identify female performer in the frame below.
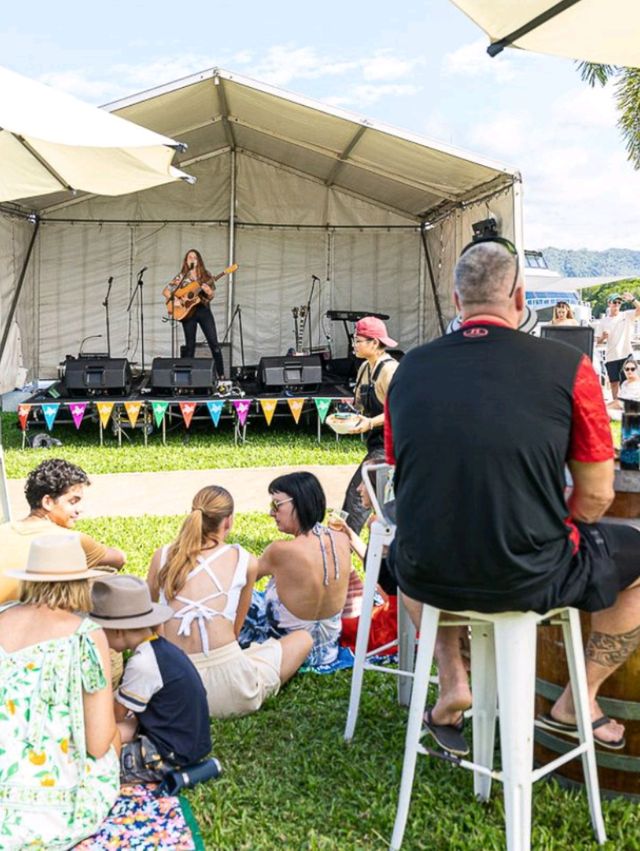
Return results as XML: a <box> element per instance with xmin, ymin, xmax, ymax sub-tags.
<box><xmin>551</xmin><ymin>301</ymin><xmax>579</xmax><ymax>326</ymax></box>
<box><xmin>342</xmin><ymin>316</ymin><xmax>399</xmax><ymax>533</ymax></box>
<box><xmin>163</xmin><ymin>248</ymin><xmax>225</xmax><ymax>378</ymax></box>
<box><xmin>147</xmin><ymin>485</ymin><xmax>312</xmax><ymax>719</ymax></box>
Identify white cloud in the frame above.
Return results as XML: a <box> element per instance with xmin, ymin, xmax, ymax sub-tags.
<box><xmin>442</xmin><ymin>38</ymin><xmax>516</xmax><ymax>81</ymax></box>
<box><xmin>550</xmin><ymin>84</ymin><xmax>618</xmax><ymax>130</ymax></box>
<box><xmin>361</xmin><ymin>53</ymin><xmax>417</xmax><ymax>81</ymax></box>
<box><xmin>38</xmin><ymin>71</ymin><xmax>118</xmax><ymax>102</ymax></box>
<box><xmin>326</xmin><ymin>83</ymin><xmax>421</xmax><ymax>109</ymax></box>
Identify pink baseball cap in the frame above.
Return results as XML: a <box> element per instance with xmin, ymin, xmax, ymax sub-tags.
<box><xmin>354</xmin><ymin>316</ymin><xmax>397</xmax><ymax>347</ymax></box>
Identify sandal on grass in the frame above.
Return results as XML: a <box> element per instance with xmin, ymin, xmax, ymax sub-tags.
<box><xmin>536</xmin><ymin>712</ymin><xmax>626</xmax><ymax>751</ymax></box>
<box><xmin>422</xmin><ymin>706</ymin><xmax>470</xmax><ymax>757</ymax></box>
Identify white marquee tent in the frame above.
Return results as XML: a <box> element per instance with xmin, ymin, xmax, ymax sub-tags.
<box><xmin>0</xmin><ymin>68</ymin><xmax>522</xmax><ymax>384</ymax></box>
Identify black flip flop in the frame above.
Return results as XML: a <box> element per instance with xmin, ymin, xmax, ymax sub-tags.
<box><xmin>536</xmin><ymin>712</ymin><xmax>626</xmax><ymax>751</ymax></box>
<box><xmin>422</xmin><ymin>706</ymin><xmax>470</xmax><ymax>757</ymax></box>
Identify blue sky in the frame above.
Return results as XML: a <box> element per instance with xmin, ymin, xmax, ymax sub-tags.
<box><xmin>3</xmin><ymin>0</ymin><xmax>638</xmax><ymax>251</ymax></box>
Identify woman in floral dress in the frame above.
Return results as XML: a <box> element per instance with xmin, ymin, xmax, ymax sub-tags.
<box><xmin>0</xmin><ymin>534</ymin><xmax>120</xmax><ymax>849</ymax></box>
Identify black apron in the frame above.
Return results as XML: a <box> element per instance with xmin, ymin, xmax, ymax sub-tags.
<box><xmin>355</xmin><ymin>356</ymin><xmax>393</xmax><ymax>452</ymax></box>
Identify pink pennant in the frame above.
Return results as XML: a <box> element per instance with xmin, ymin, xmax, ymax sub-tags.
<box><xmin>232</xmin><ymin>399</ymin><xmax>251</xmax><ymax>427</ymax></box>
<box><xmin>69</xmin><ymin>402</ymin><xmax>87</xmax><ymax>430</ymax></box>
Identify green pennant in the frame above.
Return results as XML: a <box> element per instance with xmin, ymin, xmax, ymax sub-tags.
<box><xmin>152</xmin><ymin>400</ymin><xmax>169</xmax><ymax>427</ymax></box>
<box><xmin>314</xmin><ymin>397</ymin><xmax>332</xmax><ymax>424</ymax></box>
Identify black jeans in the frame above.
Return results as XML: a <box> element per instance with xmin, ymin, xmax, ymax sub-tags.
<box><xmin>181</xmin><ymin>304</ymin><xmax>225</xmax><ymax>378</ymax></box>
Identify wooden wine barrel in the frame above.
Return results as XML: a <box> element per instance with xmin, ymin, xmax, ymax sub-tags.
<box><xmin>534</xmin><ymin>470</ymin><xmax>640</xmax><ymax>797</ymax></box>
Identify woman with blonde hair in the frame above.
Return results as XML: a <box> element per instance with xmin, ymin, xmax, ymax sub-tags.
<box><xmin>147</xmin><ymin>485</ymin><xmax>312</xmax><ymax>719</ymax></box>
<box><xmin>551</xmin><ymin>301</ymin><xmax>578</xmax><ymax>326</ymax></box>
<box><xmin>0</xmin><ymin>534</ymin><xmax>120</xmax><ymax>849</ymax></box>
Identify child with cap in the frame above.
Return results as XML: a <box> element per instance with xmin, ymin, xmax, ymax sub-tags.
<box><xmin>90</xmin><ymin>574</ymin><xmax>212</xmax><ymax>783</ymax></box>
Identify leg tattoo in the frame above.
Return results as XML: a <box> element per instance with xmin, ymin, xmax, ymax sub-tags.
<box><xmin>586</xmin><ymin>625</ymin><xmax>640</xmax><ymax>669</ymax></box>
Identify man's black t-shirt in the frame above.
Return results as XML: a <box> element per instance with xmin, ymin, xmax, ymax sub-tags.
<box><xmin>387</xmin><ymin>322</ymin><xmax>615</xmax><ymax>614</ymax></box>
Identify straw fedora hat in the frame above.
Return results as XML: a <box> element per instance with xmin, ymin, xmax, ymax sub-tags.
<box><xmin>7</xmin><ymin>533</ymin><xmax>108</xmax><ymax>582</ymax></box>
<box><xmin>90</xmin><ymin>575</ymin><xmax>174</xmax><ymax>629</ymax></box>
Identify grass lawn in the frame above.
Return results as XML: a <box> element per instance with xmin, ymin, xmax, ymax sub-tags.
<box><xmin>78</xmin><ymin>515</ymin><xmax>640</xmax><ymax>851</ymax></box>
<box><xmin>0</xmin><ymin>412</ymin><xmax>364</xmax><ymax>479</ymax></box>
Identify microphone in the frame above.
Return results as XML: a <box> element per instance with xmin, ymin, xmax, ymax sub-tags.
<box><xmin>137</xmin><ymin>266</ymin><xmax>148</xmax><ymax>277</ymax></box>
<box><xmin>312</xmin><ymin>274</ymin><xmax>320</xmax><ymax>282</ymax></box>
<box><xmin>108</xmin><ymin>276</ymin><xmax>113</xmax><ymax>285</ymax></box>
<box><xmin>190</xmin><ymin>262</ymin><xmax>195</xmax><ymax>270</ymax></box>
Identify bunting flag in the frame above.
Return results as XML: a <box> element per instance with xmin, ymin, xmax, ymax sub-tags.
<box><xmin>124</xmin><ymin>401</ymin><xmax>142</xmax><ymax>428</ymax></box>
<box><xmin>69</xmin><ymin>402</ymin><xmax>87</xmax><ymax>430</ymax></box>
<box><xmin>232</xmin><ymin>399</ymin><xmax>251</xmax><ymax>427</ymax></box>
<box><xmin>259</xmin><ymin>398</ymin><xmax>278</xmax><ymax>426</ymax></box>
<box><xmin>96</xmin><ymin>402</ymin><xmax>114</xmax><ymax>429</ymax></box>
<box><xmin>313</xmin><ymin>397</ymin><xmax>332</xmax><ymax>424</ymax></box>
<box><xmin>179</xmin><ymin>401</ymin><xmax>197</xmax><ymax>428</ymax></box>
<box><xmin>206</xmin><ymin>400</ymin><xmax>224</xmax><ymax>427</ymax></box>
<box><xmin>287</xmin><ymin>398</ymin><xmax>304</xmax><ymax>424</ymax></box>
<box><xmin>151</xmin><ymin>401</ymin><xmax>169</xmax><ymax>428</ymax></box>
<box><xmin>42</xmin><ymin>404</ymin><xmax>60</xmax><ymax>431</ymax></box>
<box><xmin>17</xmin><ymin>404</ymin><xmax>31</xmax><ymax>430</ymax></box>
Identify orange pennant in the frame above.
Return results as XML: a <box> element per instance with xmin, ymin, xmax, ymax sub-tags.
<box><xmin>179</xmin><ymin>401</ymin><xmax>197</xmax><ymax>428</ymax></box>
<box><xmin>124</xmin><ymin>401</ymin><xmax>142</xmax><ymax>428</ymax></box>
<box><xmin>259</xmin><ymin>398</ymin><xmax>278</xmax><ymax>426</ymax></box>
<box><xmin>17</xmin><ymin>404</ymin><xmax>31</xmax><ymax>430</ymax></box>
<box><xmin>96</xmin><ymin>402</ymin><xmax>114</xmax><ymax>428</ymax></box>
<box><xmin>287</xmin><ymin>398</ymin><xmax>304</xmax><ymax>424</ymax></box>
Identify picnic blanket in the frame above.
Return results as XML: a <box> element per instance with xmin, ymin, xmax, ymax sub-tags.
<box><xmin>74</xmin><ymin>783</ymin><xmax>204</xmax><ymax>851</ymax></box>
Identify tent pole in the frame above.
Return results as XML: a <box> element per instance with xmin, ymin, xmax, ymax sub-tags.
<box><xmin>227</xmin><ymin>149</ymin><xmax>236</xmax><ymax>335</ymax></box>
<box><xmin>420</xmin><ymin>223</ymin><xmax>446</xmax><ymax>336</ymax></box>
<box><xmin>0</xmin><ymin>216</ymin><xmax>40</xmax><ymax>367</ymax></box>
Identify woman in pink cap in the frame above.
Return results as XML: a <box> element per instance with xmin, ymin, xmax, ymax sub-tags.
<box><xmin>342</xmin><ymin>316</ymin><xmax>399</xmax><ymax>533</ymax></box>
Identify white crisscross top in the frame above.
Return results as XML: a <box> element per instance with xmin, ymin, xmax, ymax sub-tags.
<box><xmin>159</xmin><ymin>543</ymin><xmax>249</xmax><ymax>655</ymax></box>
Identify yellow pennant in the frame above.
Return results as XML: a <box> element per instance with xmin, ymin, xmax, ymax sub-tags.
<box><xmin>260</xmin><ymin>398</ymin><xmax>278</xmax><ymax>426</ymax></box>
<box><xmin>287</xmin><ymin>398</ymin><xmax>304</xmax><ymax>424</ymax></box>
<box><xmin>96</xmin><ymin>402</ymin><xmax>114</xmax><ymax>428</ymax></box>
<box><xmin>124</xmin><ymin>401</ymin><xmax>142</xmax><ymax>428</ymax></box>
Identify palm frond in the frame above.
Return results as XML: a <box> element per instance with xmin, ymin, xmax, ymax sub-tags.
<box><xmin>576</xmin><ymin>61</ymin><xmax>618</xmax><ymax>87</ymax></box>
<box><xmin>615</xmin><ymin>69</ymin><xmax>640</xmax><ymax>170</ymax></box>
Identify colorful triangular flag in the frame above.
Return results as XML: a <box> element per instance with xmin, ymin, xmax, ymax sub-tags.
<box><xmin>152</xmin><ymin>401</ymin><xmax>169</xmax><ymax>428</ymax></box>
<box><xmin>96</xmin><ymin>402</ymin><xmax>114</xmax><ymax>429</ymax></box>
<box><xmin>124</xmin><ymin>401</ymin><xmax>142</xmax><ymax>428</ymax></box>
<box><xmin>287</xmin><ymin>398</ymin><xmax>304</xmax><ymax>424</ymax></box>
<box><xmin>206</xmin><ymin>400</ymin><xmax>224</xmax><ymax>427</ymax></box>
<box><xmin>314</xmin><ymin>397</ymin><xmax>331</xmax><ymax>424</ymax></box>
<box><xmin>259</xmin><ymin>398</ymin><xmax>278</xmax><ymax>426</ymax></box>
<box><xmin>42</xmin><ymin>404</ymin><xmax>60</xmax><ymax>431</ymax></box>
<box><xmin>68</xmin><ymin>402</ymin><xmax>87</xmax><ymax>430</ymax></box>
<box><xmin>232</xmin><ymin>399</ymin><xmax>251</xmax><ymax>427</ymax></box>
<box><xmin>17</xmin><ymin>404</ymin><xmax>31</xmax><ymax>430</ymax></box>
<box><xmin>179</xmin><ymin>401</ymin><xmax>197</xmax><ymax>428</ymax></box>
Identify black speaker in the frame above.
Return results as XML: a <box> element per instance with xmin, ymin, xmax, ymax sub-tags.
<box><xmin>63</xmin><ymin>356</ymin><xmax>132</xmax><ymax>396</ymax></box>
<box><xmin>184</xmin><ymin>341</ymin><xmax>232</xmax><ymax>377</ymax></box>
<box><xmin>258</xmin><ymin>355</ymin><xmax>322</xmax><ymax>389</ymax></box>
<box><xmin>540</xmin><ymin>325</ymin><xmax>594</xmax><ymax>358</ymax></box>
<box><xmin>150</xmin><ymin>358</ymin><xmax>215</xmax><ymax>394</ymax></box>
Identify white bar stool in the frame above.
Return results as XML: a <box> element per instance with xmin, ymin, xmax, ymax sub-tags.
<box><xmin>390</xmin><ymin>604</ymin><xmax>606</xmax><ymax>851</ymax></box>
<box><xmin>344</xmin><ymin>463</ymin><xmax>416</xmax><ymax>742</ymax></box>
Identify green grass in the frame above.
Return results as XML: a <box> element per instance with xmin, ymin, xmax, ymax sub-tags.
<box><xmin>0</xmin><ymin>412</ymin><xmax>363</xmax><ymax>478</ymax></box>
<box><xmin>78</xmin><ymin>514</ymin><xmax>640</xmax><ymax>851</ymax></box>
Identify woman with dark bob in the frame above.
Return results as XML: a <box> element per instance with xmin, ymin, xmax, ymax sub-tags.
<box><xmin>239</xmin><ymin>472</ymin><xmax>351</xmax><ymax>667</ymax></box>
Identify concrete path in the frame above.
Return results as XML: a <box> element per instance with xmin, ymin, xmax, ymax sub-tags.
<box><xmin>7</xmin><ymin>464</ymin><xmax>356</xmax><ymax>520</ymax></box>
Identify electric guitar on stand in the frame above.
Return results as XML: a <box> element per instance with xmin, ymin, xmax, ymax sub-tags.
<box><xmin>165</xmin><ymin>263</ymin><xmax>238</xmax><ymax>322</ymax></box>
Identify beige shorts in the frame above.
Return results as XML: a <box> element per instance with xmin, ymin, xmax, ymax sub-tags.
<box><xmin>190</xmin><ymin>639</ymin><xmax>282</xmax><ymax>719</ymax></box>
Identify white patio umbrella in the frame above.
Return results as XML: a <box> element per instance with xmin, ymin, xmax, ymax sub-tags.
<box><xmin>451</xmin><ymin>0</ymin><xmax>640</xmax><ymax>66</ymax></box>
<box><xmin>0</xmin><ymin>65</ymin><xmax>194</xmax><ymax>203</ymax></box>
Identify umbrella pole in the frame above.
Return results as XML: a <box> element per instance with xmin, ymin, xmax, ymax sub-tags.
<box><xmin>0</xmin><ymin>216</ymin><xmax>40</xmax><ymax>368</ymax></box>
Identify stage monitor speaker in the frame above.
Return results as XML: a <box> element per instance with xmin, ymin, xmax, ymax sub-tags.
<box><xmin>150</xmin><ymin>357</ymin><xmax>215</xmax><ymax>394</ymax></box>
<box><xmin>258</xmin><ymin>355</ymin><xmax>322</xmax><ymax>389</ymax></box>
<box><xmin>540</xmin><ymin>325</ymin><xmax>594</xmax><ymax>358</ymax></box>
<box><xmin>63</xmin><ymin>356</ymin><xmax>132</xmax><ymax>396</ymax></box>
<box><xmin>183</xmin><ymin>341</ymin><xmax>232</xmax><ymax>377</ymax></box>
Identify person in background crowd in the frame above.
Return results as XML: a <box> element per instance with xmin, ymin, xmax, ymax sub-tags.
<box><xmin>0</xmin><ymin>458</ymin><xmax>125</xmax><ymax>603</ymax></box>
<box><xmin>551</xmin><ymin>301</ymin><xmax>579</xmax><ymax>326</ymax></box>
<box><xmin>342</xmin><ymin>317</ymin><xmax>399</xmax><ymax>533</ymax></box>
<box><xmin>0</xmin><ymin>534</ymin><xmax>119</xmax><ymax>847</ymax></box>
<box><xmin>596</xmin><ymin>292</ymin><xmax>640</xmax><ymax>400</ymax></box>
<box><xmin>618</xmin><ymin>357</ymin><xmax>640</xmax><ymax>403</ymax></box>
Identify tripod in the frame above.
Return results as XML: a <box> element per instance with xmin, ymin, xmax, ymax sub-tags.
<box><xmin>126</xmin><ymin>268</ymin><xmax>147</xmax><ymax>374</ymax></box>
<box><xmin>222</xmin><ymin>303</ymin><xmax>246</xmax><ymax>370</ymax></box>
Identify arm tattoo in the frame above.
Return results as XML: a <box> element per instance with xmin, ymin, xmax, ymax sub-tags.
<box><xmin>586</xmin><ymin>625</ymin><xmax>640</xmax><ymax>669</ymax></box>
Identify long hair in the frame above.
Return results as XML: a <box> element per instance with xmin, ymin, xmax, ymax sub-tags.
<box><xmin>180</xmin><ymin>248</ymin><xmax>211</xmax><ymax>282</ymax></box>
<box><xmin>268</xmin><ymin>472</ymin><xmax>326</xmax><ymax>534</ymax></box>
<box><xmin>19</xmin><ymin>579</ymin><xmax>91</xmax><ymax>612</ymax></box>
<box><xmin>552</xmin><ymin>302</ymin><xmax>575</xmax><ymax>322</ymax></box>
<box><xmin>159</xmin><ymin>485</ymin><xmax>234</xmax><ymax>601</ymax></box>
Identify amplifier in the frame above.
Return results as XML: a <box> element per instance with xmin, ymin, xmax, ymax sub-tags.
<box><xmin>63</xmin><ymin>356</ymin><xmax>132</xmax><ymax>396</ymax></box>
<box><xmin>258</xmin><ymin>355</ymin><xmax>322</xmax><ymax>389</ymax></box>
<box><xmin>150</xmin><ymin>357</ymin><xmax>214</xmax><ymax>394</ymax></box>
<box><xmin>540</xmin><ymin>325</ymin><xmax>594</xmax><ymax>358</ymax></box>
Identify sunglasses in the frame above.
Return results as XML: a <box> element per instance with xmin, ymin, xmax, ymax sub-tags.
<box><xmin>612</xmin><ymin>300</ymin><xmax>623</xmax><ymax>305</ymax></box>
<box><xmin>624</xmin><ymin>366</ymin><xmax>637</xmax><ymax>372</ymax></box>
<box><xmin>353</xmin><ymin>337</ymin><xmax>374</xmax><ymax>345</ymax></box>
<box><xmin>269</xmin><ymin>497</ymin><xmax>294</xmax><ymax>512</ymax></box>
<box><xmin>460</xmin><ymin>236</ymin><xmax>520</xmax><ymax>298</ymax></box>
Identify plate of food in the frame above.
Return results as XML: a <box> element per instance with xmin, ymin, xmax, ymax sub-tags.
<box><xmin>326</xmin><ymin>412</ymin><xmax>361</xmax><ymax>435</ymax></box>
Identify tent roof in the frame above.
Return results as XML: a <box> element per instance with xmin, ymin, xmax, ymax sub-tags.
<box><xmin>7</xmin><ymin>67</ymin><xmax>519</xmax><ymax>220</ymax></box>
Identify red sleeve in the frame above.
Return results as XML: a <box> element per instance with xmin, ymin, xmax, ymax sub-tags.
<box><xmin>569</xmin><ymin>355</ymin><xmax>614</xmax><ymax>462</ymax></box>
<box><xmin>384</xmin><ymin>398</ymin><xmax>395</xmax><ymax>465</ymax></box>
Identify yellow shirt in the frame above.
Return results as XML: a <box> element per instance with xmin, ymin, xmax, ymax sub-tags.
<box><xmin>0</xmin><ymin>518</ymin><xmax>108</xmax><ymax>603</ymax></box>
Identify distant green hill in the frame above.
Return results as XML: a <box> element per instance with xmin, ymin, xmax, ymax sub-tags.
<box><xmin>540</xmin><ymin>247</ymin><xmax>640</xmax><ymax>277</ymax></box>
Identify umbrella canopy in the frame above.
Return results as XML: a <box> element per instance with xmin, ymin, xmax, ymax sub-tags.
<box><xmin>0</xmin><ymin>65</ymin><xmax>194</xmax><ymax>203</ymax></box>
<box><xmin>451</xmin><ymin>0</ymin><xmax>640</xmax><ymax>66</ymax></box>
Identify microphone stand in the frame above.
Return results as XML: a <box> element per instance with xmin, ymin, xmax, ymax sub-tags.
<box><xmin>102</xmin><ymin>276</ymin><xmax>113</xmax><ymax>357</ymax></box>
<box><xmin>127</xmin><ymin>269</ymin><xmax>147</xmax><ymax>374</ymax></box>
<box><xmin>305</xmin><ymin>276</ymin><xmax>320</xmax><ymax>353</ymax></box>
<box><xmin>222</xmin><ymin>304</ymin><xmax>246</xmax><ymax>369</ymax></box>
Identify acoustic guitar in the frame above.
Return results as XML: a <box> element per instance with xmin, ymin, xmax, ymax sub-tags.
<box><xmin>165</xmin><ymin>263</ymin><xmax>238</xmax><ymax>322</ymax></box>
